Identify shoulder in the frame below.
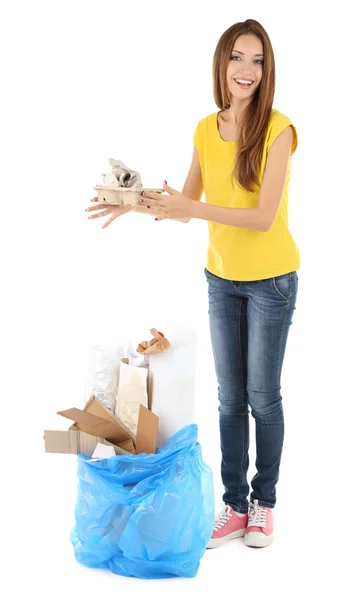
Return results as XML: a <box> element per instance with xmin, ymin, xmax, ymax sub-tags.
<box><xmin>194</xmin><ymin>112</ymin><xmax>217</xmax><ymax>129</ymax></box>
<box><xmin>199</xmin><ymin>111</ymin><xmax>217</xmax><ymax>122</ymax></box>
<box><xmin>193</xmin><ymin>112</ymin><xmax>217</xmax><ymax>146</ymax></box>
<box><xmin>269</xmin><ymin>108</ymin><xmax>293</xmax><ymax>127</ymax></box>
<box><xmin>266</xmin><ymin>108</ymin><xmax>298</xmax><ymax>155</ymax></box>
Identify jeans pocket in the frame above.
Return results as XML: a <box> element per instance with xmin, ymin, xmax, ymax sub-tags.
<box><xmin>204</xmin><ymin>267</ymin><xmax>220</xmax><ymax>281</ymax></box>
<box><xmin>272</xmin><ymin>272</ymin><xmax>291</xmax><ymax>302</ymax></box>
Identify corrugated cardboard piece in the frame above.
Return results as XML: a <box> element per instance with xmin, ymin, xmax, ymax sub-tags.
<box><xmin>44</xmin><ymin>396</ymin><xmax>159</xmax><ymax>457</ymax></box>
<box><xmin>44</xmin><ymin>430</ymin><xmax>129</xmax><ymax>456</ymax></box>
<box><xmin>57</xmin><ymin>407</ymin><xmax>134</xmax><ymax>448</ymax></box>
<box><xmin>60</xmin><ymin>396</ymin><xmax>136</xmax><ymax>453</ymax></box>
<box><xmin>136</xmin><ymin>405</ymin><xmax>159</xmax><ymax>454</ymax></box>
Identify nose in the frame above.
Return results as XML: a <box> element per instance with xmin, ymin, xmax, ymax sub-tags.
<box><xmin>233</xmin><ymin>58</ymin><xmax>257</xmax><ymax>76</ymax></box>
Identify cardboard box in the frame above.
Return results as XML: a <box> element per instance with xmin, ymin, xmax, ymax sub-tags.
<box><xmin>44</xmin><ymin>396</ymin><xmax>159</xmax><ymax>457</ymax></box>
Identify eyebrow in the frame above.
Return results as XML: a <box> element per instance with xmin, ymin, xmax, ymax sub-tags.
<box><xmin>232</xmin><ymin>50</ymin><xmax>264</xmax><ymax>57</ymax></box>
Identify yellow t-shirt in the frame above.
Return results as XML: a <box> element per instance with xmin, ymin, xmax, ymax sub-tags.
<box><xmin>193</xmin><ymin>109</ymin><xmax>300</xmax><ymax>281</ymax></box>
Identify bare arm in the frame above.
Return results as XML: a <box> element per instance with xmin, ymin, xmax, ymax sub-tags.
<box><xmin>87</xmin><ymin>145</ymin><xmax>203</xmax><ymax>227</ymax></box>
<box><xmin>134</xmin><ymin>144</ymin><xmax>203</xmax><ymax>223</ymax></box>
<box><xmin>177</xmin><ymin>144</ymin><xmax>203</xmax><ymax>222</ymax></box>
<box><xmin>192</xmin><ymin>126</ymin><xmax>294</xmax><ymax>232</ymax></box>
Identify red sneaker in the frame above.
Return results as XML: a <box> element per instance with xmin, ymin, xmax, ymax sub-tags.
<box><xmin>244</xmin><ymin>499</ymin><xmax>274</xmax><ymax>547</ymax></box>
<box><xmin>206</xmin><ymin>504</ymin><xmax>248</xmax><ymax>549</ymax></box>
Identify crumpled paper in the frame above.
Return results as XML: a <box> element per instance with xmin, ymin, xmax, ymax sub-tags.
<box><xmin>136</xmin><ymin>328</ymin><xmax>171</xmax><ymax>355</ymax></box>
<box><xmin>101</xmin><ymin>158</ymin><xmax>143</xmax><ymax>188</ymax></box>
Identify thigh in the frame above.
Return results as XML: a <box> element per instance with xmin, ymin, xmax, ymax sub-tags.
<box><xmin>246</xmin><ymin>271</ymin><xmax>298</xmax><ymax>392</ymax></box>
<box><xmin>205</xmin><ymin>268</ymin><xmax>248</xmax><ymax>396</ymax></box>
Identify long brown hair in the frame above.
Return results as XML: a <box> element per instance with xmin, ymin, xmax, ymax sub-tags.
<box><xmin>213</xmin><ymin>19</ymin><xmax>275</xmax><ymax>192</ymax></box>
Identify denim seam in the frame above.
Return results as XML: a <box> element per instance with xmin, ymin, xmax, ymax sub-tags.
<box><xmin>237</xmin><ymin>296</ymin><xmax>246</xmax><ymax>513</ymax></box>
<box><xmin>272</xmin><ymin>271</ymin><xmax>292</xmax><ymax>304</ymax></box>
<box><xmin>250</xmin><ymin>306</ymin><xmax>288</xmax><ymax>509</ymax></box>
<box><xmin>276</xmin><ymin>304</ymin><xmax>290</xmax><ymax>387</ymax></box>
<box><xmin>267</xmin><ymin>306</ymin><xmax>288</xmax><ymax>507</ymax></box>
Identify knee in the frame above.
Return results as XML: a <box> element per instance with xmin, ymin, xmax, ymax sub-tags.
<box><xmin>218</xmin><ymin>379</ymin><xmax>249</xmax><ymax>419</ymax></box>
<box><xmin>247</xmin><ymin>386</ymin><xmax>282</xmax><ymax>417</ymax></box>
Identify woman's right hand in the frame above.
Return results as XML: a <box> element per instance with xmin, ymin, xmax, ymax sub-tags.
<box><xmin>86</xmin><ymin>197</ymin><xmax>135</xmax><ymax>229</ymax></box>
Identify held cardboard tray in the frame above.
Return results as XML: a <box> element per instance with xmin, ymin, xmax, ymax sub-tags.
<box><xmin>44</xmin><ymin>396</ymin><xmax>159</xmax><ymax>457</ymax></box>
<box><xmin>93</xmin><ymin>186</ymin><xmax>163</xmax><ymax>206</ymax></box>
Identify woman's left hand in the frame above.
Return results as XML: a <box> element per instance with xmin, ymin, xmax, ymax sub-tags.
<box><xmin>141</xmin><ymin>181</ymin><xmax>196</xmax><ymax>219</ymax></box>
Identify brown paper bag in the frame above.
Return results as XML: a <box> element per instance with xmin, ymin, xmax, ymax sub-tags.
<box><xmin>115</xmin><ymin>358</ymin><xmax>149</xmax><ymax>435</ymax></box>
<box><xmin>136</xmin><ymin>328</ymin><xmax>171</xmax><ymax>355</ymax></box>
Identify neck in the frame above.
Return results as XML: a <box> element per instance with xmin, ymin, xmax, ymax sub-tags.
<box><xmin>226</xmin><ymin>97</ymin><xmax>251</xmax><ymax>124</ymax></box>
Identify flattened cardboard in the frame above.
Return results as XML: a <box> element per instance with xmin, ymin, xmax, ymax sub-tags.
<box><xmin>57</xmin><ymin>407</ymin><xmax>132</xmax><ymax>447</ymax></box>
<box><xmin>43</xmin><ymin>430</ymin><xmax>129</xmax><ymax>457</ymax></box>
<box><xmin>136</xmin><ymin>404</ymin><xmax>159</xmax><ymax>454</ymax></box>
<box><xmin>79</xmin><ymin>397</ymin><xmax>136</xmax><ymax>442</ymax></box>
<box><xmin>44</xmin><ymin>397</ymin><xmax>158</xmax><ymax>457</ymax></box>
<box><xmin>116</xmin><ymin>439</ymin><xmax>135</xmax><ymax>453</ymax></box>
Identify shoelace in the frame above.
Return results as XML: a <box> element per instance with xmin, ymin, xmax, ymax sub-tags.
<box><xmin>213</xmin><ymin>505</ymin><xmax>232</xmax><ymax>532</ymax></box>
<box><xmin>248</xmin><ymin>499</ymin><xmax>267</xmax><ymax>528</ymax></box>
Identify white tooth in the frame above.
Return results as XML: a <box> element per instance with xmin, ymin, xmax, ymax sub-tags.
<box><xmin>236</xmin><ymin>79</ymin><xmax>253</xmax><ymax>84</ymax></box>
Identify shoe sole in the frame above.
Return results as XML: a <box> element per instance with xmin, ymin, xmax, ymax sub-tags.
<box><xmin>206</xmin><ymin>528</ymin><xmax>246</xmax><ymax>549</ymax></box>
<box><xmin>244</xmin><ymin>532</ymin><xmax>274</xmax><ymax>547</ymax></box>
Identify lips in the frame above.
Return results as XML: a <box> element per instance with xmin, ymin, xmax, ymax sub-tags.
<box><xmin>234</xmin><ymin>79</ymin><xmax>254</xmax><ymax>85</ymax></box>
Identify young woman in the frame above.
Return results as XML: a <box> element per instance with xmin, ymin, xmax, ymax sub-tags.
<box><xmin>86</xmin><ymin>19</ymin><xmax>299</xmax><ymax>549</ymax></box>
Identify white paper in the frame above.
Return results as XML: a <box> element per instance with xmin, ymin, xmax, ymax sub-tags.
<box><xmin>84</xmin><ymin>342</ymin><xmax>126</xmax><ymax>413</ymax></box>
<box><xmin>91</xmin><ymin>442</ymin><xmax>116</xmax><ymax>460</ymax></box>
<box><xmin>126</xmin><ymin>338</ymin><xmax>149</xmax><ymax>367</ymax></box>
<box><xmin>101</xmin><ymin>158</ymin><xmax>143</xmax><ymax>188</ymax></box>
<box><xmin>148</xmin><ymin>326</ymin><xmax>197</xmax><ymax>447</ymax></box>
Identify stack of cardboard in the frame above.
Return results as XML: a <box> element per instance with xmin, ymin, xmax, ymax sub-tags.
<box><xmin>44</xmin><ymin>396</ymin><xmax>159</xmax><ymax>457</ymax></box>
<box><xmin>44</xmin><ymin>327</ymin><xmax>195</xmax><ymax>457</ymax></box>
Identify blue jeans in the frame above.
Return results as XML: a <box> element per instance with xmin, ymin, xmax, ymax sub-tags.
<box><xmin>205</xmin><ymin>268</ymin><xmax>298</xmax><ymax>513</ymax></box>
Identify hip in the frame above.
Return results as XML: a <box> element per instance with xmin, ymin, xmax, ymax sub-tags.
<box><xmin>204</xmin><ymin>267</ymin><xmax>299</xmax><ymax>308</ymax></box>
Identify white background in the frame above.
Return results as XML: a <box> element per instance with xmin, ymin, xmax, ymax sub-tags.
<box><xmin>1</xmin><ymin>1</ymin><xmax>348</xmax><ymax>598</ymax></box>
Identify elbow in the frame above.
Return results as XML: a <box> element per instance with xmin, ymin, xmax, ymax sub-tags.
<box><xmin>260</xmin><ymin>212</ymin><xmax>275</xmax><ymax>232</ymax></box>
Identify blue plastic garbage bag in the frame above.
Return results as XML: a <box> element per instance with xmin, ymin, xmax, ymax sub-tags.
<box><xmin>70</xmin><ymin>424</ymin><xmax>214</xmax><ymax>579</ymax></box>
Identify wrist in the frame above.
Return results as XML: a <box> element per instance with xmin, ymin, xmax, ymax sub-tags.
<box><xmin>190</xmin><ymin>199</ymin><xmax>202</xmax><ymax>219</ymax></box>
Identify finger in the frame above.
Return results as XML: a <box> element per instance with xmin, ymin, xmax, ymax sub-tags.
<box><xmin>163</xmin><ymin>181</ymin><xmax>178</xmax><ymax>195</ymax></box>
<box><xmin>102</xmin><ymin>214</ymin><xmax>118</xmax><ymax>229</ymax></box>
<box><xmin>88</xmin><ymin>209</ymin><xmax>110</xmax><ymax>219</ymax></box>
<box><xmin>142</xmin><ymin>191</ymin><xmax>164</xmax><ymax>201</ymax></box>
<box><xmin>147</xmin><ymin>203</ymin><xmax>164</xmax><ymax>213</ymax></box>
<box><xmin>142</xmin><ymin>201</ymin><xmax>161</xmax><ymax>211</ymax></box>
<box><xmin>86</xmin><ymin>203</ymin><xmax>111</xmax><ymax>213</ymax></box>
<box><xmin>91</xmin><ymin>197</ymin><xmax>98</xmax><ymax>202</ymax></box>
<box><xmin>142</xmin><ymin>197</ymin><xmax>167</xmax><ymax>208</ymax></box>
<box><xmin>155</xmin><ymin>215</ymin><xmax>167</xmax><ymax>221</ymax></box>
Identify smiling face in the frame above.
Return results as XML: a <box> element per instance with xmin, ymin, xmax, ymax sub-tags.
<box><xmin>226</xmin><ymin>33</ymin><xmax>264</xmax><ymax>100</ymax></box>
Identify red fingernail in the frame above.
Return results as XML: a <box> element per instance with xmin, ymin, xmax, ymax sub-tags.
<box><xmin>147</xmin><ymin>205</ymin><xmax>150</xmax><ymax>209</ymax></box>
<box><xmin>164</xmin><ymin>180</ymin><xmax>167</xmax><ymax>184</ymax></box>
<box><xmin>155</xmin><ymin>218</ymin><xmax>158</xmax><ymax>221</ymax></box>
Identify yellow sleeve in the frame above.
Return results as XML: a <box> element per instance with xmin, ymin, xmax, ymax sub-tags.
<box><xmin>193</xmin><ymin>122</ymin><xmax>199</xmax><ymax>148</ymax></box>
<box><xmin>267</xmin><ymin>112</ymin><xmax>298</xmax><ymax>156</ymax></box>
